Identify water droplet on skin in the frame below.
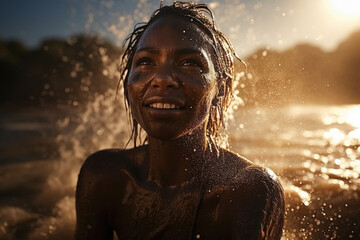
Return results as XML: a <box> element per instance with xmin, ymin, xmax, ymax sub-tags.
<box><xmin>182</xmin><ymin>30</ymin><xmax>186</xmax><ymax>33</ymax></box>
<box><xmin>193</xmin><ymin>149</ymin><xmax>196</xmax><ymax>152</ymax></box>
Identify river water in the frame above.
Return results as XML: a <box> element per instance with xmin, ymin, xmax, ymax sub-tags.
<box><xmin>0</xmin><ymin>100</ymin><xmax>359</xmax><ymax>239</ymax></box>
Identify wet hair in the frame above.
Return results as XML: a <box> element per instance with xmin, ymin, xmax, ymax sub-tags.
<box><xmin>119</xmin><ymin>1</ymin><xmax>244</xmax><ymax>149</ymax></box>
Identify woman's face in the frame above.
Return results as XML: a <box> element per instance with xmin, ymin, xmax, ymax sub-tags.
<box><xmin>127</xmin><ymin>15</ymin><xmax>218</xmax><ymax>140</ymax></box>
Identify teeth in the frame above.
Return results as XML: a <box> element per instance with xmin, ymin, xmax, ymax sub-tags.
<box><xmin>150</xmin><ymin>103</ymin><xmax>179</xmax><ymax>109</ymax></box>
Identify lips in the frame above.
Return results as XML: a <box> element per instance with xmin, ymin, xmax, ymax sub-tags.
<box><xmin>143</xmin><ymin>96</ymin><xmax>185</xmax><ymax>118</ymax></box>
<box><xmin>149</xmin><ymin>103</ymin><xmax>180</xmax><ymax>109</ymax></box>
<box><xmin>144</xmin><ymin>96</ymin><xmax>185</xmax><ymax>109</ymax></box>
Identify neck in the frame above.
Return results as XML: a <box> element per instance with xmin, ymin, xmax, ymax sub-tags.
<box><xmin>147</xmin><ymin>126</ymin><xmax>209</xmax><ymax>187</ymax></box>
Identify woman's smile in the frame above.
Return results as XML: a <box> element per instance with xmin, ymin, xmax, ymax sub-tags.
<box><xmin>149</xmin><ymin>103</ymin><xmax>180</xmax><ymax>109</ymax></box>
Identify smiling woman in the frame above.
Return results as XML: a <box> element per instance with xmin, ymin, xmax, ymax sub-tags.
<box><xmin>74</xmin><ymin>2</ymin><xmax>285</xmax><ymax>240</ymax></box>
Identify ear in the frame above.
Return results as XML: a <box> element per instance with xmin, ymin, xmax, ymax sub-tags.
<box><xmin>212</xmin><ymin>97</ymin><xmax>219</xmax><ymax>106</ymax></box>
<box><xmin>218</xmin><ymin>82</ymin><xmax>225</xmax><ymax>97</ymax></box>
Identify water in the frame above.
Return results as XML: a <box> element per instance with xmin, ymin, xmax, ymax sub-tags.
<box><xmin>229</xmin><ymin>105</ymin><xmax>360</xmax><ymax>239</ymax></box>
<box><xmin>0</xmin><ymin>102</ymin><xmax>359</xmax><ymax>239</ymax></box>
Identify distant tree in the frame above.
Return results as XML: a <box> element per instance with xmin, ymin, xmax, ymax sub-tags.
<box><xmin>332</xmin><ymin>30</ymin><xmax>360</xmax><ymax>103</ymax></box>
<box><xmin>0</xmin><ymin>35</ymin><xmax>122</xmax><ymax>108</ymax></box>
<box><xmin>0</xmin><ymin>39</ymin><xmax>28</xmax><ymax>103</ymax></box>
<box><xmin>241</xmin><ymin>29</ymin><xmax>360</xmax><ymax>106</ymax></box>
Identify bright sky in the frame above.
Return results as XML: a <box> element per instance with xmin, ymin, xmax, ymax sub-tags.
<box><xmin>1</xmin><ymin>0</ymin><xmax>360</xmax><ymax>56</ymax></box>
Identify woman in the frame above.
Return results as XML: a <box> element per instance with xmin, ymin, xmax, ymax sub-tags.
<box><xmin>75</xmin><ymin>2</ymin><xmax>285</xmax><ymax>240</ymax></box>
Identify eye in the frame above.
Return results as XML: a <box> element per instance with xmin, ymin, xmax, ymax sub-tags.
<box><xmin>135</xmin><ymin>57</ymin><xmax>155</xmax><ymax>67</ymax></box>
<box><xmin>180</xmin><ymin>59</ymin><xmax>203</xmax><ymax>69</ymax></box>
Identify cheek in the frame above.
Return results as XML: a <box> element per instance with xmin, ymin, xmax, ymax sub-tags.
<box><xmin>127</xmin><ymin>68</ymin><xmax>142</xmax><ymax>85</ymax></box>
<box><xmin>189</xmin><ymin>78</ymin><xmax>217</xmax><ymax>114</ymax></box>
<box><xmin>198</xmin><ymin>74</ymin><xmax>217</xmax><ymax>102</ymax></box>
<box><xmin>126</xmin><ymin>69</ymin><xmax>149</xmax><ymax>103</ymax></box>
<box><xmin>126</xmin><ymin>83</ymin><xmax>144</xmax><ymax>124</ymax></box>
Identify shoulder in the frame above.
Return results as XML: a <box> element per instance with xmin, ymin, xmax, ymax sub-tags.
<box><xmin>79</xmin><ymin>146</ymin><xmax>148</xmax><ymax>177</ymax></box>
<box><xmin>231</xmin><ymin>159</ymin><xmax>284</xmax><ymax>206</ymax></box>
<box><xmin>205</xmin><ymin>148</ymin><xmax>284</xmax><ymax>207</ymax></box>
<box><xmin>203</xmin><ymin>150</ymin><xmax>285</xmax><ymax>239</ymax></box>
<box><xmin>219</xmin><ymin>148</ymin><xmax>283</xmax><ymax>194</ymax></box>
<box><xmin>206</xmin><ymin>148</ymin><xmax>284</xmax><ymax>214</ymax></box>
<box><xmin>76</xmin><ymin>146</ymin><xmax>149</xmax><ymax>196</ymax></box>
<box><xmin>80</xmin><ymin>149</ymin><xmax>127</xmax><ymax>173</ymax></box>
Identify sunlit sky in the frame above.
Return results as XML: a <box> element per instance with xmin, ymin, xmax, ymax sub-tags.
<box><xmin>1</xmin><ymin>0</ymin><xmax>360</xmax><ymax>56</ymax></box>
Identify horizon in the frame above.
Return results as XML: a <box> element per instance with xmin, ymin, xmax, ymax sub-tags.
<box><xmin>1</xmin><ymin>27</ymin><xmax>359</xmax><ymax>59</ymax></box>
<box><xmin>1</xmin><ymin>0</ymin><xmax>360</xmax><ymax>56</ymax></box>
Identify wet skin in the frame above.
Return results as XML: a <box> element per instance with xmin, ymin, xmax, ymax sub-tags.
<box><xmin>75</xmin><ymin>15</ymin><xmax>285</xmax><ymax>240</ymax></box>
<box><xmin>127</xmin><ymin>15</ymin><xmax>218</xmax><ymax>141</ymax></box>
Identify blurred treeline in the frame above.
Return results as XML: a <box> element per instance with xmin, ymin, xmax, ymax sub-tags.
<box><xmin>0</xmin><ymin>35</ymin><xmax>122</xmax><ymax>109</ymax></box>
<box><xmin>1</xmin><ymin>30</ymin><xmax>360</xmax><ymax>108</ymax></box>
<box><xmin>240</xmin><ymin>30</ymin><xmax>360</xmax><ymax>105</ymax></box>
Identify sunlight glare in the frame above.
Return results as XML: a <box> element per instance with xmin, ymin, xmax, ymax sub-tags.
<box><xmin>345</xmin><ymin>106</ymin><xmax>360</xmax><ymax>128</ymax></box>
<box><xmin>329</xmin><ymin>0</ymin><xmax>360</xmax><ymax>16</ymax></box>
<box><xmin>324</xmin><ymin>128</ymin><xmax>345</xmax><ymax>145</ymax></box>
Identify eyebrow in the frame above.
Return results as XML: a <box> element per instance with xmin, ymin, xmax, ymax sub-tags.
<box><xmin>135</xmin><ymin>47</ymin><xmax>204</xmax><ymax>56</ymax></box>
<box><xmin>135</xmin><ymin>47</ymin><xmax>160</xmax><ymax>54</ymax></box>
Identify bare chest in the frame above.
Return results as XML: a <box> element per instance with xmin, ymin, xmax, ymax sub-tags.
<box><xmin>110</xmin><ymin>179</ymin><xmax>203</xmax><ymax>240</ymax></box>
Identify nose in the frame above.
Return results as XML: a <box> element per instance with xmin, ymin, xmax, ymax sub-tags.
<box><xmin>150</xmin><ymin>65</ymin><xmax>179</xmax><ymax>90</ymax></box>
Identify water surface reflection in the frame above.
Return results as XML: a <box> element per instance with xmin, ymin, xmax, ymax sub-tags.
<box><xmin>0</xmin><ymin>103</ymin><xmax>359</xmax><ymax>239</ymax></box>
<box><xmin>230</xmin><ymin>105</ymin><xmax>360</xmax><ymax>239</ymax></box>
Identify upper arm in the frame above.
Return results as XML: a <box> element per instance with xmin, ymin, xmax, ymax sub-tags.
<box><xmin>258</xmin><ymin>168</ymin><xmax>285</xmax><ymax>240</ymax></box>
<box><xmin>220</xmin><ymin>167</ymin><xmax>285</xmax><ymax>240</ymax></box>
<box><xmin>75</xmin><ymin>153</ymin><xmax>114</xmax><ymax>240</ymax></box>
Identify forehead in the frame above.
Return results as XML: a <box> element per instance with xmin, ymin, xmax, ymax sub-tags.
<box><xmin>137</xmin><ymin>15</ymin><xmax>214</xmax><ymax>52</ymax></box>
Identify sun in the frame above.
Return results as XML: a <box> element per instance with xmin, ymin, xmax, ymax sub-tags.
<box><xmin>329</xmin><ymin>0</ymin><xmax>360</xmax><ymax>16</ymax></box>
